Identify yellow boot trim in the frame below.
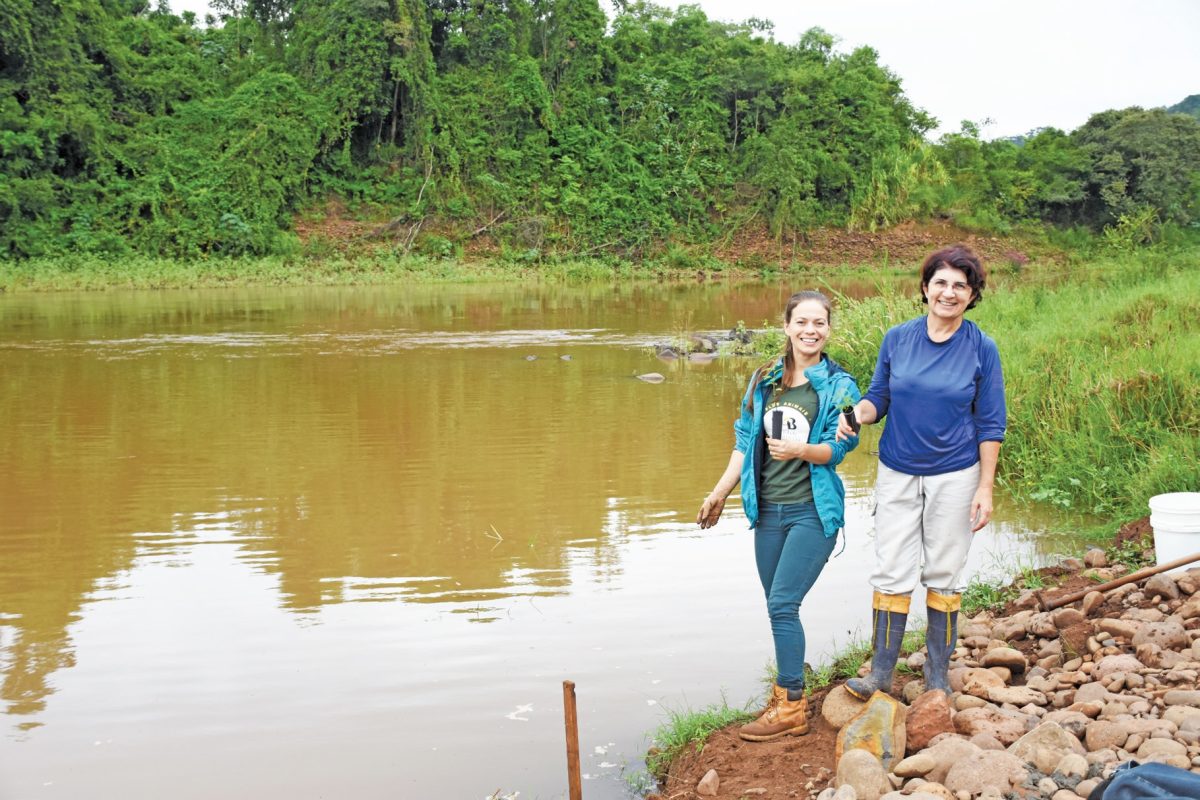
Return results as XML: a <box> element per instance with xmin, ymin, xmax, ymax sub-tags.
<box><xmin>872</xmin><ymin>591</ymin><xmax>911</xmax><ymax>614</ymax></box>
<box><xmin>928</xmin><ymin>590</ymin><xmax>961</xmax><ymax>647</ymax></box>
<box><xmin>871</xmin><ymin>592</ymin><xmax>910</xmax><ymax>649</ymax></box>
<box><xmin>927</xmin><ymin>590</ymin><xmax>961</xmax><ymax>612</ymax></box>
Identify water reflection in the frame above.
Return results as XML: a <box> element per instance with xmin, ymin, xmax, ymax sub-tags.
<box><xmin>0</xmin><ymin>282</ymin><xmax>1079</xmax><ymax>800</ymax></box>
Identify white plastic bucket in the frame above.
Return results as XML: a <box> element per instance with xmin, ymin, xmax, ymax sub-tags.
<box><xmin>1150</xmin><ymin>492</ymin><xmax>1200</xmax><ymax>568</ymax></box>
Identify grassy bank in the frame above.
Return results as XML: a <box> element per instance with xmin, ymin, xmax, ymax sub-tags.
<box><xmin>0</xmin><ymin>254</ymin><xmax>663</xmax><ymax>291</ymax></box>
<box><xmin>740</xmin><ymin>245</ymin><xmax>1200</xmax><ymax>526</ymax></box>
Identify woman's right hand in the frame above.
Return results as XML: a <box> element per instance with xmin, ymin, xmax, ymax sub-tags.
<box><xmin>836</xmin><ymin>411</ymin><xmax>857</xmax><ymax>441</ymax></box>
<box><xmin>697</xmin><ymin>494</ymin><xmax>726</xmax><ymax>529</ymax></box>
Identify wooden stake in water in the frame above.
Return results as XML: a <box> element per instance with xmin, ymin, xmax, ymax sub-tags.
<box><xmin>563</xmin><ymin>680</ymin><xmax>583</xmax><ymax>800</ymax></box>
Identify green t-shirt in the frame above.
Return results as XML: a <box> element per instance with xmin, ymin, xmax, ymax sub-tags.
<box><xmin>760</xmin><ymin>381</ymin><xmax>818</xmax><ymax>504</ymax></box>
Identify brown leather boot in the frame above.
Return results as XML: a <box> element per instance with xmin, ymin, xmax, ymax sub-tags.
<box><xmin>738</xmin><ymin>685</ymin><xmax>809</xmax><ymax>741</ymax></box>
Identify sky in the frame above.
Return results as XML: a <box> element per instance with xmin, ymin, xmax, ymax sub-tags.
<box><xmin>170</xmin><ymin>0</ymin><xmax>1200</xmax><ymax>140</ymax></box>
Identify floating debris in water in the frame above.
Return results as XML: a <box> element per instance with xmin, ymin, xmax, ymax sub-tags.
<box><xmin>524</xmin><ymin>355</ymin><xmax>537</xmax><ymax>361</ymax></box>
<box><xmin>593</xmin><ymin>745</ymin><xmax>608</xmax><ymax>755</ymax></box>
<box><xmin>636</xmin><ymin>372</ymin><xmax>665</xmax><ymax>383</ymax></box>
<box><xmin>505</xmin><ymin>703</ymin><xmax>533</xmax><ymax>721</ymax></box>
<box><xmin>599</xmin><ymin>762</ymin><xmax>617</xmax><ymax>769</ymax></box>
<box><xmin>559</xmin><ymin>354</ymin><xmax>572</xmax><ymax>361</ymax></box>
<box><xmin>646</xmin><ymin>699</ymin><xmax>658</xmax><ymax>706</ymax></box>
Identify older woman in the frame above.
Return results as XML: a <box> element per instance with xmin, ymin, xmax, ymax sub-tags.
<box><xmin>838</xmin><ymin>245</ymin><xmax>1006</xmax><ymax>699</ymax></box>
<box><xmin>698</xmin><ymin>290</ymin><xmax>860</xmax><ymax>740</ymax></box>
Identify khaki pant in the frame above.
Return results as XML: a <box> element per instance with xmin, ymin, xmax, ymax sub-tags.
<box><xmin>869</xmin><ymin>461</ymin><xmax>980</xmax><ymax>596</ymax></box>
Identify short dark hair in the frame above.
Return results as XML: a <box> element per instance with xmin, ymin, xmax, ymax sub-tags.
<box><xmin>920</xmin><ymin>245</ymin><xmax>986</xmax><ymax>310</ymax></box>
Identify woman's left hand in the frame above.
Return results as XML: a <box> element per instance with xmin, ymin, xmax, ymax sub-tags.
<box><xmin>766</xmin><ymin>437</ymin><xmax>806</xmax><ymax>461</ymax></box>
<box><xmin>970</xmin><ymin>486</ymin><xmax>993</xmax><ymax>532</ymax></box>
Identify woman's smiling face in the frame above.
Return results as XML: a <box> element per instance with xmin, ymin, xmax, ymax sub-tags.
<box><xmin>784</xmin><ymin>299</ymin><xmax>830</xmax><ymax>360</ymax></box>
<box><xmin>923</xmin><ymin>266</ymin><xmax>974</xmax><ymax>321</ymax></box>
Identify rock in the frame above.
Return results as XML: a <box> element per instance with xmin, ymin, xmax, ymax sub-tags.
<box><xmin>1094</xmin><ymin>653</ymin><xmax>1145</xmax><ymax>679</ymax></box>
<box><xmin>969</xmin><ymin>732</ymin><xmax>1005</xmax><ymax>751</ymax></box>
<box><xmin>1083</xmin><ymin>548</ymin><xmax>1107</xmax><ymax>568</ymax></box>
<box><xmin>987</xmin><ymin>685</ymin><xmax>1047</xmax><ymax>706</ymax></box>
<box><xmin>1074</xmin><ymin>682</ymin><xmax>1109</xmax><ymax>705</ymax></box>
<box><xmin>953</xmin><ymin>705</ymin><xmax>1035</xmax><ymax>745</ymax></box>
<box><xmin>947</xmin><ymin>668</ymin><xmax>970</xmax><ymax>693</ymax></box>
<box><xmin>1029</xmin><ymin>613</ymin><xmax>1059</xmax><ymax>638</ymax></box>
<box><xmin>1038</xmin><ymin>777</ymin><xmax>1060</xmax><ymax>795</ymax></box>
<box><xmin>837</xmin><ymin>692</ymin><xmax>908</xmax><ymax>771</ymax></box>
<box><xmin>902</xmin><ymin>681</ymin><xmax>926</xmax><ymax>704</ymax></box>
<box><xmin>906</xmin><ymin>784</ymin><xmax>956</xmax><ymax>800</ymax></box>
<box><xmin>1055</xmin><ymin>752</ymin><xmax>1089</xmax><ymax>779</ymax></box>
<box><xmin>1012</xmin><ymin>589</ymin><xmax>1041</xmax><ymax>611</ymax></box>
<box><xmin>1131</xmin><ymin>619</ymin><xmax>1190</xmax><ymax>651</ymax></box>
<box><xmin>687</xmin><ymin>352</ymin><xmax>716</xmax><ymax>363</ymax></box>
<box><xmin>894</xmin><ymin>752</ymin><xmax>937</xmax><ymax>778</ymax></box>
<box><xmin>1084</xmin><ymin>720</ymin><xmax>1129</xmax><ymax>752</ymax></box>
<box><xmin>696</xmin><ymin>769</ymin><xmax>719</xmax><ymax>796</ymax></box>
<box><xmin>824</xmin><ymin>685</ymin><xmax>868</xmax><ymax>729</ymax></box>
<box><xmin>1052</xmin><ymin>792</ymin><xmax>1083</xmax><ymax>800</ymax></box>
<box><xmin>1053</xmin><ymin>608</ymin><xmax>1086</xmax><ymax>629</ymax></box>
<box><xmin>955</xmin><ymin>694</ymin><xmax>986</xmax><ymax>711</ymax></box>
<box><xmin>835</xmin><ymin>749</ymin><xmax>890</xmax><ymax>800</ymax></box>
<box><xmin>962</xmin><ymin>668</ymin><xmax>1006</xmax><ymax>698</ymax></box>
<box><xmin>832</xmin><ymin>788</ymin><xmax>857</xmax><ymax>800</ymax></box>
<box><xmin>907</xmin><ymin>691</ymin><xmax>955</xmax><ymax>754</ymax></box>
<box><xmin>992</xmin><ymin>619</ymin><xmax>1027</xmax><ymax>641</ymax></box>
<box><xmin>1081</xmin><ymin>591</ymin><xmax>1104</xmax><ymax>616</ymax></box>
<box><xmin>1042</xmin><ymin>710</ymin><xmax>1091</xmax><ymax>738</ymax></box>
<box><xmin>1008</xmin><ymin>722</ymin><xmax>1087</xmax><ymax>772</ymax></box>
<box><xmin>1076</xmin><ymin>778</ymin><xmax>1100</xmax><ymax>798</ymax></box>
<box><xmin>1163</xmin><ymin>706</ymin><xmax>1200</xmax><ymax>727</ymax></box>
<box><xmin>1095</xmin><ymin>619</ymin><xmax>1141</xmax><ymax>640</ymax></box>
<box><xmin>943</xmin><ymin>750</ymin><xmax>1028</xmax><ymax>796</ymax></box>
<box><xmin>922</xmin><ymin>738</ymin><xmax>983</xmax><ymax>786</ymax></box>
<box><xmin>1137</xmin><ymin>738</ymin><xmax>1187</xmax><ymax>759</ymax></box>
<box><xmin>1163</xmin><ymin>690</ymin><xmax>1200</xmax><ymax>708</ymax></box>
<box><xmin>635</xmin><ymin>373</ymin><xmax>665</xmax><ymax>383</ymax></box>
<box><xmin>1145</xmin><ymin>573</ymin><xmax>1181</xmax><ymax>600</ymax></box>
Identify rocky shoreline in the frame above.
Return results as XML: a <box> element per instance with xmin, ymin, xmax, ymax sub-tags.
<box><xmin>649</xmin><ymin>523</ymin><xmax>1200</xmax><ymax>800</ymax></box>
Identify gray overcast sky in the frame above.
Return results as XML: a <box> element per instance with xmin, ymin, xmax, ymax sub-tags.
<box><xmin>171</xmin><ymin>0</ymin><xmax>1199</xmax><ymax>140</ymax></box>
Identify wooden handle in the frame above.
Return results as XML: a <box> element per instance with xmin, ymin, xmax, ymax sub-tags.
<box><xmin>1042</xmin><ymin>550</ymin><xmax>1200</xmax><ymax>611</ymax></box>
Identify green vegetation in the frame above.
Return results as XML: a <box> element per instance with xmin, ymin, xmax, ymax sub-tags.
<box><xmin>3</xmin><ymin>1</ymin><xmax>1198</xmax><ymax>271</ymax></box>
<box><xmin>644</xmin><ymin>697</ymin><xmax>753</xmax><ymax>778</ymax></box>
<box><xmin>736</xmin><ymin>243</ymin><xmax>1200</xmax><ymax>525</ymax></box>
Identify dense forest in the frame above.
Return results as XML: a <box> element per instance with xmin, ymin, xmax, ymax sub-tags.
<box><xmin>2</xmin><ymin>0</ymin><xmax>1198</xmax><ymax>259</ymax></box>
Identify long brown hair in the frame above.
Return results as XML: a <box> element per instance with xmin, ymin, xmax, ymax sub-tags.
<box><xmin>743</xmin><ymin>291</ymin><xmax>832</xmax><ymax>412</ymax></box>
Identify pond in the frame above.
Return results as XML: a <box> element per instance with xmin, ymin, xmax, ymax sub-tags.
<box><xmin>0</xmin><ymin>281</ymin><xmax>1085</xmax><ymax>799</ymax></box>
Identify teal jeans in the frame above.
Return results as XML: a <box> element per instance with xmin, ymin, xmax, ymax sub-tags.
<box><xmin>754</xmin><ymin>501</ymin><xmax>836</xmax><ymax>691</ymax></box>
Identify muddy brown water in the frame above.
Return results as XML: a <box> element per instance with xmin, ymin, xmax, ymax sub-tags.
<box><xmin>0</xmin><ymin>282</ymin><xmax>1086</xmax><ymax>799</ymax></box>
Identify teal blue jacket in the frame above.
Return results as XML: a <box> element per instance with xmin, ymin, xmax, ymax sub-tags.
<box><xmin>733</xmin><ymin>354</ymin><xmax>861</xmax><ymax>536</ymax></box>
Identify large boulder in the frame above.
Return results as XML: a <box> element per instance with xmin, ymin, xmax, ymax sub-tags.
<box><xmin>943</xmin><ymin>750</ymin><xmax>1029</xmax><ymax>796</ymax></box>
<box><xmin>953</xmin><ymin>705</ymin><xmax>1036</xmax><ymax>745</ymax></box>
<box><xmin>906</xmin><ymin>690</ymin><xmax>954</xmax><ymax>754</ymax></box>
<box><xmin>1007</xmin><ymin>722</ymin><xmax>1087</xmax><ymax>773</ymax></box>
<box><xmin>836</xmin><ymin>691</ymin><xmax>907</xmax><ymax>771</ymax></box>
<box><xmin>835</xmin><ymin>748</ymin><xmax>890</xmax><ymax>800</ymax></box>
<box><xmin>823</xmin><ymin>684</ymin><xmax>867</xmax><ymax>729</ymax></box>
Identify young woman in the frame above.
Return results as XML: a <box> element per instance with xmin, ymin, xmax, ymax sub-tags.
<box><xmin>838</xmin><ymin>245</ymin><xmax>1006</xmax><ymax>700</ymax></box>
<box><xmin>697</xmin><ymin>290</ymin><xmax>861</xmax><ymax>741</ymax></box>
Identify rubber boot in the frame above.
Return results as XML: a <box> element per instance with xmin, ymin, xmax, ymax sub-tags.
<box><xmin>739</xmin><ymin>684</ymin><xmax>809</xmax><ymax>741</ymax></box>
<box><xmin>845</xmin><ymin>592</ymin><xmax>910</xmax><ymax>700</ymax></box>
<box><xmin>923</xmin><ymin>590</ymin><xmax>961</xmax><ymax>694</ymax></box>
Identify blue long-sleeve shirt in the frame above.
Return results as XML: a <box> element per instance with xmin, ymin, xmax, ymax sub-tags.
<box><xmin>864</xmin><ymin>317</ymin><xmax>1006</xmax><ymax>476</ymax></box>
